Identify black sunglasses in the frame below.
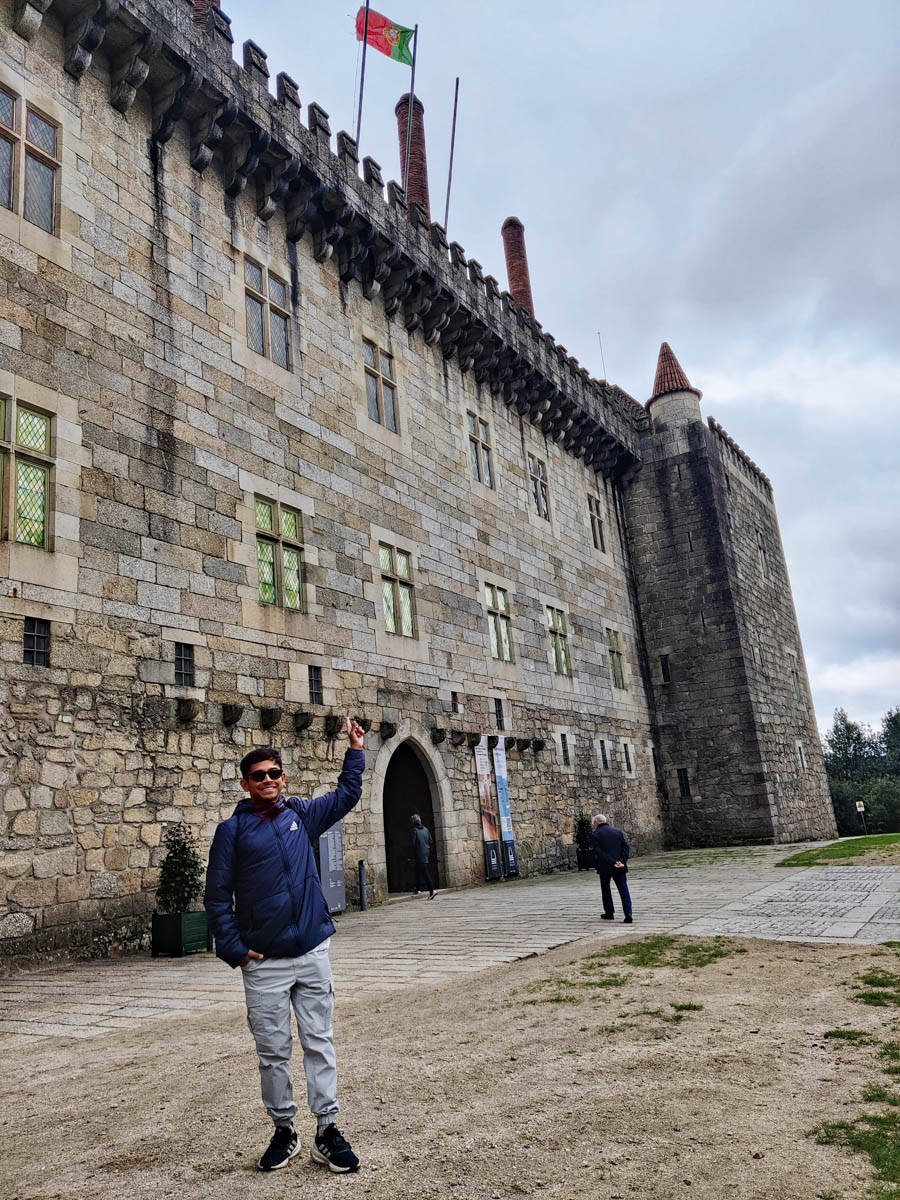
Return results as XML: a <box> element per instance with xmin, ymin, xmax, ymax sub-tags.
<box><xmin>248</xmin><ymin>768</ymin><xmax>284</xmax><ymax>782</ymax></box>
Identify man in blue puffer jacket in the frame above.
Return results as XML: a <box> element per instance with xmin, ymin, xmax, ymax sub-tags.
<box><xmin>204</xmin><ymin>718</ymin><xmax>365</xmax><ymax>1175</ymax></box>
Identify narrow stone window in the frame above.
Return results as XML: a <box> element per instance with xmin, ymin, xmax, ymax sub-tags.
<box><xmin>598</xmin><ymin>739</ymin><xmax>609</xmax><ymax>770</ymax></box>
<box><xmin>245</xmin><ymin>258</ymin><xmax>291</xmax><ymax>367</ymax></box>
<box><xmin>547</xmin><ymin>606</ymin><xmax>571</xmax><ymax>677</ymax></box>
<box><xmin>23</xmin><ymin>616</ymin><xmax>50</xmax><ymax>666</ymax></box>
<box><xmin>652</xmin><ymin>745</ymin><xmax>661</xmax><ymax>776</ymax></box>
<box><xmin>23</xmin><ymin>108</ymin><xmax>59</xmax><ymax>233</ymax></box>
<box><xmin>791</xmin><ymin>667</ymin><xmax>801</xmax><ymax>702</ymax></box>
<box><xmin>484</xmin><ymin>583</ymin><xmax>512</xmax><ymax>662</ymax></box>
<box><xmin>528</xmin><ymin>453</ymin><xmax>550</xmax><ymax>520</ymax></box>
<box><xmin>308</xmin><ymin>664</ymin><xmax>323</xmax><ymax>705</ymax></box>
<box><xmin>255</xmin><ymin>497</ymin><xmax>304</xmax><ymax>610</ymax></box>
<box><xmin>659</xmin><ymin>654</ymin><xmax>671</xmax><ymax>683</ymax></box>
<box><xmin>623</xmin><ymin>742</ymin><xmax>632</xmax><ymax>773</ymax></box>
<box><xmin>796</xmin><ymin>741</ymin><xmax>807</xmax><ymax>773</ymax></box>
<box><xmin>451</xmin><ymin>691</ymin><xmax>459</xmax><ymax>714</ymax></box>
<box><xmin>560</xmin><ymin>733</ymin><xmax>570</xmax><ymax>766</ymax></box>
<box><xmin>588</xmin><ymin>494</ymin><xmax>605</xmax><ymax>552</ymax></box>
<box><xmin>363</xmin><ymin>340</ymin><xmax>398</xmax><ymax>433</ymax></box>
<box><xmin>0</xmin><ymin>398</ymin><xmax>53</xmax><ymax>550</ymax></box>
<box><xmin>494</xmin><ymin>697</ymin><xmax>504</xmax><ymax>731</ymax></box>
<box><xmin>379</xmin><ymin>542</ymin><xmax>416</xmax><ymax>637</ymax></box>
<box><xmin>174</xmin><ymin>642</ymin><xmax>195</xmax><ymax>686</ymax></box>
<box><xmin>467</xmin><ymin>412</ymin><xmax>493</xmax><ymax>487</ymax></box>
<box><xmin>606</xmin><ymin>628</ymin><xmax>625</xmax><ymax>690</ymax></box>
<box><xmin>756</xmin><ymin>529</ymin><xmax>770</xmax><ymax>580</ymax></box>
<box><xmin>677</xmin><ymin>768</ymin><xmax>691</xmax><ymax>798</ymax></box>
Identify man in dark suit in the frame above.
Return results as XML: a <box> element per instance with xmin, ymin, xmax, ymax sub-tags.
<box><xmin>590</xmin><ymin>813</ymin><xmax>633</xmax><ymax>923</ymax></box>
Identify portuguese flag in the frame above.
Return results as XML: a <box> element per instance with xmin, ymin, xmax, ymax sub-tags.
<box><xmin>355</xmin><ymin>7</ymin><xmax>414</xmax><ymax>65</ymax></box>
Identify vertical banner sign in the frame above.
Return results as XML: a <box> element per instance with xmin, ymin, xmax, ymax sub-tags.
<box><xmin>319</xmin><ymin>821</ymin><xmax>347</xmax><ymax>914</ymax></box>
<box><xmin>492</xmin><ymin>740</ymin><xmax>519</xmax><ymax>877</ymax></box>
<box><xmin>475</xmin><ymin>735</ymin><xmax>502</xmax><ymax>879</ymax></box>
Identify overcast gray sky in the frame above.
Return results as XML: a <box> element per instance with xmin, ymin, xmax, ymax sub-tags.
<box><xmin>225</xmin><ymin>0</ymin><xmax>899</xmax><ymax>734</ymax></box>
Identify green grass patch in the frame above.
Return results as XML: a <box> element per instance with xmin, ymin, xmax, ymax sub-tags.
<box><xmin>825</xmin><ymin>1029</ymin><xmax>876</xmax><ymax>1044</ymax></box>
<box><xmin>672</xmin><ymin>1002</ymin><xmax>704</xmax><ymax>1012</ymax></box>
<box><xmin>865</xmin><ymin>1084</ymin><xmax>900</xmax><ymax>1107</ymax></box>
<box><xmin>814</xmin><ymin>1109</ymin><xmax>900</xmax><ymax>1193</ymax></box>
<box><xmin>593</xmin><ymin>934</ymin><xmax>747</xmax><ymax>971</ymax></box>
<box><xmin>777</xmin><ymin>834</ymin><xmax>900</xmax><ymax>868</ymax></box>
<box><xmin>861</xmin><ymin>970</ymin><xmax>900</xmax><ymax>989</ymax></box>
<box><xmin>854</xmin><ymin>991</ymin><xmax>900</xmax><ymax>1008</ymax></box>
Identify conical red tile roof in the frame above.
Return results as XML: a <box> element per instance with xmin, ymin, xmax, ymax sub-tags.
<box><xmin>650</xmin><ymin>342</ymin><xmax>702</xmax><ymax>401</ymax></box>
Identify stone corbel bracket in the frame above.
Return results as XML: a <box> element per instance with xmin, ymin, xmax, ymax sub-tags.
<box><xmin>110</xmin><ymin>28</ymin><xmax>162</xmax><ymax>114</ymax></box>
<box><xmin>65</xmin><ymin>0</ymin><xmax>121</xmax><ymax>80</ymax></box>
<box><xmin>258</xmin><ymin>152</ymin><xmax>301</xmax><ymax>221</ymax></box>
<box><xmin>12</xmin><ymin>0</ymin><xmax>53</xmax><ymax>40</ymax></box>
<box><xmin>191</xmin><ymin>96</ymin><xmax>238</xmax><ymax>172</ymax></box>
<box><xmin>224</xmin><ymin>121</ymin><xmax>271</xmax><ymax>198</ymax></box>
<box><xmin>152</xmin><ymin>63</ymin><xmax>201</xmax><ymax>145</ymax></box>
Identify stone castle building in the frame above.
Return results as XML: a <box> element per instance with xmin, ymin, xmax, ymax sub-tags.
<box><xmin>0</xmin><ymin>0</ymin><xmax>836</xmax><ymax>959</ymax></box>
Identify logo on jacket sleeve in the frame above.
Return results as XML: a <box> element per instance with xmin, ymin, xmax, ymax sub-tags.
<box><xmin>289</xmin><ymin>820</ymin><xmax>298</xmax><ymax>832</ymax></box>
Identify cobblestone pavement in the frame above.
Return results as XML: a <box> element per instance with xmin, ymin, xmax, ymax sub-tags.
<box><xmin>3</xmin><ymin>843</ymin><xmax>899</xmax><ymax>1047</ymax></box>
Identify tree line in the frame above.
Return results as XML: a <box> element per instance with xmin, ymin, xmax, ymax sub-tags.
<box><xmin>823</xmin><ymin>707</ymin><xmax>900</xmax><ymax>835</ymax></box>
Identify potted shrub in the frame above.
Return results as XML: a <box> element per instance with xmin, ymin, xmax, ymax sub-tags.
<box><xmin>151</xmin><ymin>822</ymin><xmax>211</xmax><ymax>957</ymax></box>
<box><xmin>575</xmin><ymin>812</ymin><xmax>596</xmax><ymax>871</ymax></box>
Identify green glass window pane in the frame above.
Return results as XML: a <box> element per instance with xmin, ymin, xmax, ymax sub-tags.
<box><xmin>255</xmin><ymin>498</ymin><xmax>274</xmax><ymax>531</ymax></box>
<box><xmin>366</xmin><ymin>372</ymin><xmax>380</xmax><ymax>423</ymax></box>
<box><xmin>15</xmin><ymin>460</ymin><xmax>46</xmax><ymax>547</ymax></box>
<box><xmin>398</xmin><ymin>582</ymin><xmax>414</xmax><ymax>637</ymax></box>
<box><xmin>469</xmin><ymin>438</ymin><xmax>481</xmax><ymax>482</ymax></box>
<box><xmin>24</xmin><ymin>154</ymin><xmax>53</xmax><ymax>232</ymax></box>
<box><xmin>246</xmin><ymin>294</ymin><xmax>264</xmax><ymax>354</ymax></box>
<box><xmin>611</xmin><ymin>654</ymin><xmax>624</xmax><ymax>690</ymax></box>
<box><xmin>547</xmin><ymin>607</ymin><xmax>555</xmax><ymax>631</ymax></box>
<box><xmin>557</xmin><ymin>611</ymin><xmax>567</xmax><ymax>635</ymax></box>
<box><xmin>0</xmin><ymin>138</ymin><xmax>12</xmax><ymax>212</ymax></box>
<box><xmin>383</xmin><ymin>382</ymin><xmax>397</xmax><ymax>433</ymax></box>
<box><xmin>484</xmin><ymin>582</ymin><xmax>493</xmax><ymax>608</ymax></box>
<box><xmin>467</xmin><ymin>412</ymin><xmax>477</xmax><ymax>435</ymax></box>
<box><xmin>257</xmin><ymin>538</ymin><xmax>276</xmax><ymax>604</ymax></box>
<box><xmin>479</xmin><ymin>420</ymin><xmax>489</xmax><ymax>443</ymax></box>
<box><xmin>363</xmin><ymin>340</ymin><xmax>376</xmax><ymax>368</ymax></box>
<box><xmin>270</xmin><ymin>311</ymin><xmax>288</xmax><ymax>368</ymax></box>
<box><xmin>396</xmin><ymin>550</ymin><xmax>411</xmax><ymax>580</ymax></box>
<box><xmin>244</xmin><ymin>259</ymin><xmax>263</xmax><ymax>291</ymax></box>
<box><xmin>281</xmin><ymin>507</ymin><xmax>299</xmax><ymax>541</ymax></box>
<box><xmin>499</xmin><ymin>616</ymin><xmax>512</xmax><ymax>662</ymax></box>
<box><xmin>381</xmin><ymin>353</ymin><xmax>394</xmax><ymax>381</ymax></box>
<box><xmin>283</xmin><ymin>546</ymin><xmax>302</xmax><ymax>610</ymax></box>
<box><xmin>497</xmin><ymin>588</ymin><xmax>507</xmax><ymax>614</ymax></box>
<box><xmin>606</xmin><ymin>628</ymin><xmax>619</xmax><ymax>652</ymax></box>
<box><xmin>560</xmin><ymin>636</ymin><xmax>571</xmax><ymax>676</ymax></box>
<box><xmin>26</xmin><ymin>110</ymin><xmax>55</xmax><ymax>155</ymax></box>
<box><xmin>382</xmin><ymin>577</ymin><xmax>396</xmax><ymax>632</ymax></box>
<box><xmin>481</xmin><ymin>445</ymin><xmax>493</xmax><ymax>489</ymax></box>
<box><xmin>0</xmin><ymin>91</ymin><xmax>14</xmax><ymax>130</ymax></box>
<box><xmin>17</xmin><ymin>408</ymin><xmax>50</xmax><ymax>453</ymax></box>
<box><xmin>268</xmin><ymin>274</ymin><xmax>287</xmax><ymax>308</ymax></box>
<box><xmin>488</xmin><ymin>614</ymin><xmax>499</xmax><ymax>658</ymax></box>
<box><xmin>379</xmin><ymin>543</ymin><xmax>394</xmax><ymax>573</ymax></box>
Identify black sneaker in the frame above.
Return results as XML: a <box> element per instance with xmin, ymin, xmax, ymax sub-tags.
<box><xmin>600</xmin><ymin>913</ymin><xmax>614</xmax><ymax>921</ymax></box>
<box><xmin>258</xmin><ymin>1124</ymin><xmax>300</xmax><ymax>1171</ymax></box>
<box><xmin>311</xmin><ymin>1124</ymin><xmax>360</xmax><ymax>1173</ymax></box>
<box><xmin>624</xmin><ymin>916</ymin><xmax>633</xmax><ymax>924</ymax></box>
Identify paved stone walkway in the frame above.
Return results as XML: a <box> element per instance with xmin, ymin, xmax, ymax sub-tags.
<box><xmin>3</xmin><ymin>843</ymin><xmax>899</xmax><ymax>1048</ymax></box>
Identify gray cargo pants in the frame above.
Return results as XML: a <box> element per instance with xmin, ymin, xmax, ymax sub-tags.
<box><xmin>241</xmin><ymin>938</ymin><xmax>339</xmax><ymax>1129</ymax></box>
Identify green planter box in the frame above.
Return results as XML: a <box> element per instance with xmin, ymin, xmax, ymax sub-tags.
<box><xmin>576</xmin><ymin>847</ymin><xmax>597</xmax><ymax>871</ymax></box>
<box><xmin>151</xmin><ymin>910</ymin><xmax>212</xmax><ymax>958</ymax></box>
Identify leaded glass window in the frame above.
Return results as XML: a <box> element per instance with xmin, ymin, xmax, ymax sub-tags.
<box><xmin>588</xmin><ymin>494</ymin><xmax>606</xmax><ymax>552</ymax></box>
<box><xmin>547</xmin><ymin>607</ymin><xmax>571</xmax><ymax>677</ymax></box>
<box><xmin>254</xmin><ymin>496</ymin><xmax>304</xmax><ymax>610</ymax></box>
<box><xmin>363</xmin><ymin>341</ymin><xmax>398</xmax><ymax>433</ymax></box>
<box><xmin>379</xmin><ymin>541</ymin><xmax>416</xmax><ymax>638</ymax></box>
<box><xmin>23</xmin><ymin>107</ymin><xmax>58</xmax><ymax>234</ymax></box>
<box><xmin>467</xmin><ymin>412</ymin><xmax>493</xmax><ymax>488</ymax></box>
<box><xmin>606</xmin><ymin>628</ymin><xmax>625</xmax><ymax>689</ymax></box>
<box><xmin>0</xmin><ymin>397</ymin><xmax>53</xmax><ymax>550</ymax></box>
<box><xmin>528</xmin><ymin>453</ymin><xmax>550</xmax><ymax>519</ymax></box>
<box><xmin>484</xmin><ymin>583</ymin><xmax>512</xmax><ymax>662</ymax></box>
<box><xmin>17</xmin><ymin>407</ymin><xmax>50</xmax><ymax>454</ymax></box>
<box><xmin>245</xmin><ymin>258</ymin><xmax>291</xmax><ymax>368</ymax></box>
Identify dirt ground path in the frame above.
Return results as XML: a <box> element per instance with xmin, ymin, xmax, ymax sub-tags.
<box><xmin>2</xmin><ymin>934</ymin><xmax>891</xmax><ymax>1200</ymax></box>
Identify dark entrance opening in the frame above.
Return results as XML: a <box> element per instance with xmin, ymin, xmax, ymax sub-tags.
<box><xmin>383</xmin><ymin>742</ymin><xmax>440</xmax><ymax>894</ymax></box>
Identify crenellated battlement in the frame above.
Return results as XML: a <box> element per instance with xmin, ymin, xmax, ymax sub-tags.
<box><xmin>13</xmin><ymin>0</ymin><xmax>643</xmax><ymax>479</ymax></box>
<box><xmin>707</xmin><ymin>416</ymin><xmax>773</xmax><ymax>495</ymax></box>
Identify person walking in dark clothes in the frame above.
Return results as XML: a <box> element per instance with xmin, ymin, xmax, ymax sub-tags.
<box><xmin>204</xmin><ymin>718</ymin><xmax>365</xmax><ymax>1175</ymax></box>
<box><xmin>590</xmin><ymin>812</ymin><xmax>633</xmax><ymax>923</ymax></box>
<box><xmin>410</xmin><ymin>812</ymin><xmax>436</xmax><ymax>898</ymax></box>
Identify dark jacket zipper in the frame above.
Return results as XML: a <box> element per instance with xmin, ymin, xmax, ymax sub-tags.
<box><xmin>271</xmin><ymin>816</ymin><xmax>301</xmax><ymax>940</ymax></box>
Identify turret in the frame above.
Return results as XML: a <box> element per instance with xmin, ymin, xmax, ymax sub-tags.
<box><xmin>646</xmin><ymin>342</ymin><xmax>702</xmax><ymax>430</ymax></box>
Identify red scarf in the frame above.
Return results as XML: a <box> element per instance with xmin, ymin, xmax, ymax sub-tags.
<box><xmin>251</xmin><ymin>795</ymin><xmax>285</xmax><ymax>822</ymax></box>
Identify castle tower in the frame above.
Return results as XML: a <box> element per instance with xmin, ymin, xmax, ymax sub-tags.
<box><xmin>624</xmin><ymin>344</ymin><xmax>835</xmax><ymax>845</ymax></box>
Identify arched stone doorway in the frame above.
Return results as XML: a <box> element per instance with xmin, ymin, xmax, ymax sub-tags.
<box><xmin>383</xmin><ymin>742</ymin><xmax>440</xmax><ymax>894</ymax></box>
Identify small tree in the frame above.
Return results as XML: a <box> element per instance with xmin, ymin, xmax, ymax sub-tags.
<box><xmin>575</xmin><ymin>812</ymin><xmax>593</xmax><ymax>850</ymax></box>
<box><xmin>156</xmin><ymin>822</ymin><xmax>204</xmax><ymax>914</ymax></box>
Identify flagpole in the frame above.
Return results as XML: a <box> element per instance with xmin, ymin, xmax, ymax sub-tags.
<box><xmin>443</xmin><ymin>76</ymin><xmax>460</xmax><ymax>230</ymax></box>
<box><xmin>403</xmin><ymin>23</ymin><xmax>418</xmax><ymax>196</ymax></box>
<box><xmin>355</xmin><ymin>1</ymin><xmax>371</xmax><ymax>147</ymax></box>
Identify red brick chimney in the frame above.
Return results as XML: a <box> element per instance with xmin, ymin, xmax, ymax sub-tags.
<box><xmin>501</xmin><ymin>217</ymin><xmax>535</xmax><ymax>318</ymax></box>
<box><xmin>395</xmin><ymin>94</ymin><xmax>430</xmax><ymax>220</ymax></box>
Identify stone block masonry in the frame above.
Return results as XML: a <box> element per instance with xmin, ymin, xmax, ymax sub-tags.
<box><xmin>0</xmin><ymin>0</ymin><xmax>833</xmax><ymax>961</ymax></box>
